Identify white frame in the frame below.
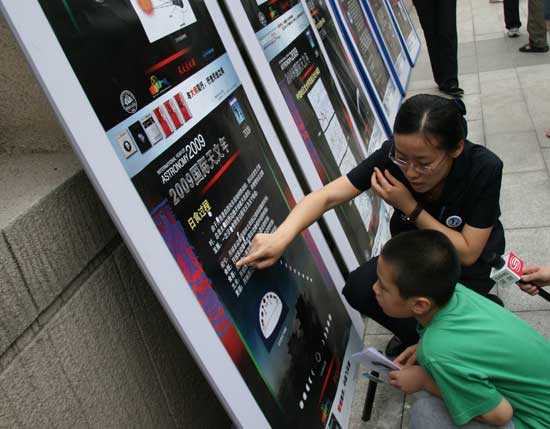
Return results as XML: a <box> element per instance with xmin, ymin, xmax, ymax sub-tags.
<box><xmin>359</xmin><ymin>0</ymin><xmax>411</xmax><ymax>93</ymax></box>
<box><xmin>0</xmin><ymin>0</ymin><xmax>364</xmax><ymax>427</ymax></box>
<box><xmin>327</xmin><ymin>0</ymin><xmax>402</xmax><ymax>130</ymax></box>
<box><xmin>384</xmin><ymin>0</ymin><xmax>421</xmax><ymax>66</ymax></box>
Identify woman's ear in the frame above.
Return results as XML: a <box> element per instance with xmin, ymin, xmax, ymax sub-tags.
<box><xmin>450</xmin><ymin>139</ymin><xmax>464</xmax><ymax>159</ymax></box>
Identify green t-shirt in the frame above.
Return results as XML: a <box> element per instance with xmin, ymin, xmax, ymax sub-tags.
<box><xmin>417</xmin><ymin>284</ymin><xmax>550</xmax><ymax>429</ymax></box>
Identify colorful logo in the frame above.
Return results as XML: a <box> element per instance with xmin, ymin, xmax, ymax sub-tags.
<box><xmin>507</xmin><ymin>252</ymin><xmax>524</xmax><ymax>277</ymax></box>
<box><xmin>148</xmin><ymin>75</ymin><xmax>170</xmax><ymax>96</ymax></box>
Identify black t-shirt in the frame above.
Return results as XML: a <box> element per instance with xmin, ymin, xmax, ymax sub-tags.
<box><xmin>347</xmin><ymin>139</ymin><xmax>505</xmax><ymax>290</ymax></box>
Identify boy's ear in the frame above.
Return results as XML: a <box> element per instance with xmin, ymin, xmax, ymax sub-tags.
<box><xmin>410</xmin><ymin>297</ymin><xmax>434</xmax><ymax>316</ymax></box>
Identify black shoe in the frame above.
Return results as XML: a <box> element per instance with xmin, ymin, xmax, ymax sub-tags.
<box><xmin>486</xmin><ymin>293</ymin><xmax>504</xmax><ymax>307</ymax></box>
<box><xmin>384</xmin><ymin>335</ymin><xmax>407</xmax><ymax>358</ymax></box>
<box><xmin>439</xmin><ymin>84</ymin><xmax>465</xmax><ymax>97</ymax></box>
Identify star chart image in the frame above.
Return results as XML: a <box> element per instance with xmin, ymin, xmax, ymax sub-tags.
<box><xmin>131</xmin><ymin>0</ymin><xmax>197</xmax><ymax>43</ymax></box>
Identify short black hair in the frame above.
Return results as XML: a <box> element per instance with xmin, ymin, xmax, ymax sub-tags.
<box><xmin>380</xmin><ymin>230</ymin><xmax>461</xmax><ymax>306</ymax></box>
<box><xmin>393</xmin><ymin>94</ymin><xmax>467</xmax><ymax>152</ymax></box>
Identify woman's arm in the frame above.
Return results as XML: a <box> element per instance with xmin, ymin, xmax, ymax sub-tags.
<box><xmin>371</xmin><ymin>168</ymin><xmax>493</xmax><ymax>266</ymax></box>
<box><xmin>236</xmin><ymin>176</ymin><xmax>361</xmax><ymax>268</ymax></box>
<box><xmin>414</xmin><ymin>212</ymin><xmax>493</xmax><ymax>266</ymax></box>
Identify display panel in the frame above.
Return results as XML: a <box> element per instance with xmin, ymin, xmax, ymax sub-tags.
<box><xmin>360</xmin><ymin>0</ymin><xmax>411</xmax><ymax>91</ymax></box>
<box><xmin>385</xmin><ymin>0</ymin><xmax>421</xmax><ymax>66</ymax></box>
<box><xmin>328</xmin><ymin>0</ymin><xmax>402</xmax><ymax>128</ymax></box>
<box><xmin>0</xmin><ymin>0</ymin><xmax>363</xmax><ymax>427</ymax></box>
<box><xmin>304</xmin><ymin>0</ymin><xmax>390</xmax><ymax>143</ymax></box>
<box><xmin>228</xmin><ymin>0</ymin><xmax>385</xmax><ymax>267</ymax></box>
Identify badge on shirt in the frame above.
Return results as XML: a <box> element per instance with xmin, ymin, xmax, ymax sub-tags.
<box><xmin>446</xmin><ymin>215</ymin><xmax>463</xmax><ymax>228</ymax></box>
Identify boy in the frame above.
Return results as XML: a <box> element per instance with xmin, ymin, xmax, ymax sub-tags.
<box><xmin>373</xmin><ymin>230</ymin><xmax>550</xmax><ymax>429</ymax></box>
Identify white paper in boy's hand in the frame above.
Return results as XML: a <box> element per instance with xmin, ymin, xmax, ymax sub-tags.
<box><xmin>351</xmin><ymin>347</ymin><xmax>400</xmax><ymax>383</ymax></box>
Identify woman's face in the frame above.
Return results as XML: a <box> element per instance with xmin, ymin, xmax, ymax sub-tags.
<box><xmin>392</xmin><ymin>132</ymin><xmax>463</xmax><ymax>194</ymax></box>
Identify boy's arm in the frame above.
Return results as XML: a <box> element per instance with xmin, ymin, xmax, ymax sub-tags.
<box><xmin>475</xmin><ymin>398</ymin><xmax>514</xmax><ymax>427</ymax></box>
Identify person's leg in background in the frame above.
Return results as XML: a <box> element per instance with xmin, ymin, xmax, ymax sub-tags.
<box><xmin>411</xmin><ymin>0</ymin><xmax>442</xmax><ymax>86</ymax></box>
<box><xmin>410</xmin><ymin>392</ymin><xmax>516</xmax><ymax>429</ymax></box>
<box><xmin>342</xmin><ymin>257</ymin><xmax>419</xmax><ymax>355</ymax></box>
<box><xmin>434</xmin><ymin>0</ymin><xmax>460</xmax><ymax>94</ymax></box>
<box><xmin>521</xmin><ymin>0</ymin><xmax>549</xmax><ymax>51</ymax></box>
<box><xmin>412</xmin><ymin>0</ymin><xmax>462</xmax><ymax>96</ymax></box>
<box><xmin>503</xmin><ymin>0</ymin><xmax>522</xmax><ymax>36</ymax></box>
<box><xmin>545</xmin><ymin>0</ymin><xmax>550</xmax><ymax>139</ymax></box>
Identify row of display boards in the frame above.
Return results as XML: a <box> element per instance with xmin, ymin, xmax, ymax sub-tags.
<box><xmin>0</xmin><ymin>0</ymin><xmax>420</xmax><ymax>427</ymax></box>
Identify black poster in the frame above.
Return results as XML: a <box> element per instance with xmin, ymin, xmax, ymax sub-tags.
<box><xmin>334</xmin><ymin>0</ymin><xmax>390</xmax><ymax>103</ymax></box>
<box><xmin>36</xmin><ymin>0</ymin><xmax>359</xmax><ymax>426</ymax></box>
<box><xmin>241</xmin><ymin>0</ymin><xmax>380</xmax><ymax>264</ymax></box>
<box><xmin>366</xmin><ymin>0</ymin><xmax>403</xmax><ymax>65</ymax></box>
<box><xmin>305</xmin><ymin>0</ymin><xmax>378</xmax><ymax>146</ymax></box>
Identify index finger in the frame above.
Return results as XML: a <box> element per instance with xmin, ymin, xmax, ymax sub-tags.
<box><xmin>236</xmin><ymin>251</ymin><xmax>262</xmax><ymax>267</ymax></box>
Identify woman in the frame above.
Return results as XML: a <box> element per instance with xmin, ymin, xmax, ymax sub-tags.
<box><xmin>237</xmin><ymin>94</ymin><xmax>505</xmax><ymax>356</ymax></box>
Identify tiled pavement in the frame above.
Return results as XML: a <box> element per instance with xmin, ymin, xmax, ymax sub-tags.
<box><xmin>349</xmin><ymin>0</ymin><xmax>550</xmax><ymax>427</ymax></box>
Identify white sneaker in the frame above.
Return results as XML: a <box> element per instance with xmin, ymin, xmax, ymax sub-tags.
<box><xmin>507</xmin><ymin>28</ymin><xmax>520</xmax><ymax>37</ymax></box>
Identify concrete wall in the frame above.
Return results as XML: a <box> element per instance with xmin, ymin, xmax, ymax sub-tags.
<box><xmin>0</xmin><ymin>14</ymin><xmax>230</xmax><ymax>429</ymax></box>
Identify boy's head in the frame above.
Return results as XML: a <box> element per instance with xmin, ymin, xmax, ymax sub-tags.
<box><xmin>373</xmin><ymin>230</ymin><xmax>461</xmax><ymax>318</ymax></box>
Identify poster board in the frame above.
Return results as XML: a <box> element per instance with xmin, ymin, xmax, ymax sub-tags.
<box><xmin>0</xmin><ymin>0</ymin><xmax>363</xmax><ymax>427</ymax></box>
<box><xmin>328</xmin><ymin>0</ymin><xmax>402</xmax><ymax>129</ymax></box>
<box><xmin>360</xmin><ymin>0</ymin><xmax>411</xmax><ymax>93</ymax></box>
<box><xmin>385</xmin><ymin>0</ymin><xmax>421</xmax><ymax>66</ymax></box>
<box><xmin>224</xmin><ymin>0</ymin><xmax>386</xmax><ymax>270</ymax></box>
<box><xmin>303</xmin><ymin>0</ymin><xmax>392</xmax><ymax>140</ymax></box>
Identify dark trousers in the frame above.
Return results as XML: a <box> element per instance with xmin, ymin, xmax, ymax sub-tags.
<box><xmin>504</xmin><ymin>0</ymin><xmax>522</xmax><ymax>29</ymax></box>
<box><xmin>342</xmin><ymin>257</ymin><xmax>495</xmax><ymax>347</ymax></box>
<box><xmin>412</xmin><ymin>0</ymin><xmax>458</xmax><ymax>88</ymax></box>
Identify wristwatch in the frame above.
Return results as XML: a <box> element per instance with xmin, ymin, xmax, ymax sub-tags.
<box><xmin>402</xmin><ymin>203</ymin><xmax>423</xmax><ymax>224</ymax></box>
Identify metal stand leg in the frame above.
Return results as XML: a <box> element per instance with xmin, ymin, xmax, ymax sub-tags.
<box><xmin>361</xmin><ymin>372</ymin><xmax>379</xmax><ymax>422</ymax></box>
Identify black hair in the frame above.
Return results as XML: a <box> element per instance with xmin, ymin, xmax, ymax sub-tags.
<box><xmin>380</xmin><ymin>230</ymin><xmax>461</xmax><ymax>306</ymax></box>
<box><xmin>393</xmin><ymin>94</ymin><xmax>467</xmax><ymax>152</ymax></box>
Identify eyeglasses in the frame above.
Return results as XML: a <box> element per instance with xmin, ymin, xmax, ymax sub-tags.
<box><xmin>388</xmin><ymin>144</ymin><xmax>448</xmax><ymax>175</ymax></box>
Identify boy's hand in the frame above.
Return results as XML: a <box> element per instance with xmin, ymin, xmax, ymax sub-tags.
<box><xmin>393</xmin><ymin>344</ymin><xmax>418</xmax><ymax>367</ymax></box>
<box><xmin>388</xmin><ymin>366</ymin><xmax>427</xmax><ymax>394</ymax></box>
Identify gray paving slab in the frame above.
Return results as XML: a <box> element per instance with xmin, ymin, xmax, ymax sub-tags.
<box><xmin>514</xmin><ymin>311</ymin><xmax>550</xmax><ymax>339</ymax></box>
<box><xmin>463</xmin><ymin>94</ymin><xmax>482</xmax><ymax>121</ymax></box>
<box><xmin>476</xmin><ymin>32</ymin><xmax>508</xmax><ymax>42</ymax></box>
<box><xmin>481</xmin><ymin>90</ymin><xmax>534</xmax><ymax>135</ymax></box>
<box><xmin>349</xmin><ymin>335</ymin><xmax>405</xmax><ymax>429</ymax></box>
<box><xmin>365</xmin><ymin>319</ymin><xmax>391</xmax><ymax>336</ymax></box>
<box><xmin>501</xmin><ymin>171</ymin><xmax>550</xmax><ymax>229</ymax></box>
<box><xmin>533</xmin><ymin>120</ymin><xmax>550</xmax><ymax>148</ymax></box>
<box><xmin>459</xmin><ymin>73</ymin><xmax>480</xmax><ymax>95</ymax></box>
<box><xmin>517</xmin><ymin>64</ymin><xmax>550</xmax><ymax>89</ymax></box>
<box><xmin>514</xmin><ymin>52</ymin><xmax>550</xmax><ymax>68</ymax></box>
<box><xmin>467</xmin><ymin>120</ymin><xmax>485</xmax><ymax>146</ymax></box>
<box><xmin>486</xmin><ymin>131</ymin><xmax>545</xmax><ymax>174</ymax></box>
<box><xmin>479</xmin><ymin>68</ymin><xmax>520</xmax><ymax>95</ymax></box>
<box><xmin>477</xmin><ymin>50</ymin><xmax>518</xmax><ymax>73</ymax></box>
<box><xmin>542</xmin><ymin>148</ymin><xmax>550</xmax><ymax>169</ymax></box>
<box><xmin>499</xmin><ymin>227</ymin><xmax>550</xmax><ymax>311</ymax></box>
<box><xmin>458</xmin><ymin>42</ymin><xmax>476</xmax><ymax>59</ymax></box>
<box><xmin>458</xmin><ymin>54</ymin><xmax>479</xmax><ymax>75</ymax></box>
